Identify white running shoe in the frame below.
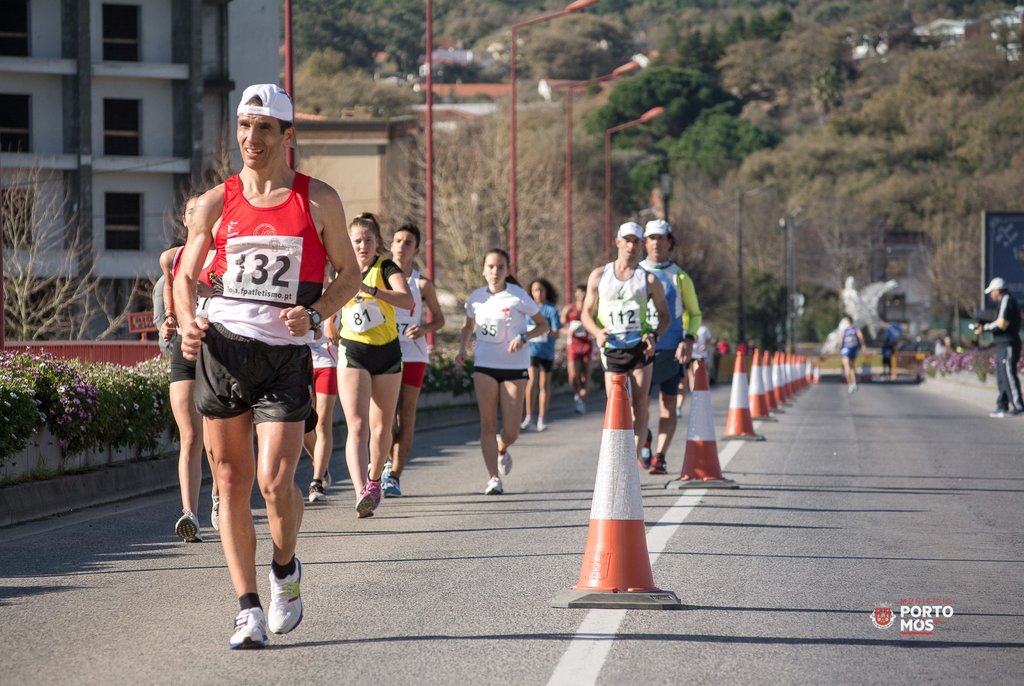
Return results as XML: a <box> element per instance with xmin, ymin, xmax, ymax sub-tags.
<box><xmin>497</xmin><ymin>448</ymin><xmax>512</xmax><ymax>476</ymax></box>
<box><xmin>308</xmin><ymin>480</ymin><xmax>326</xmax><ymax>503</ymax></box>
<box><xmin>536</xmin><ymin>417</ymin><xmax>547</xmax><ymax>432</ymax></box>
<box><xmin>229</xmin><ymin>607</ymin><xmax>268</xmax><ymax>650</ymax></box>
<box><xmin>484</xmin><ymin>476</ymin><xmax>504</xmax><ymax>495</ymax></box>
<box><xmin>267</xmin><ymin>558</ymin><xmax>304</xmax><ymax>635</ymax></box>
<box><xmin>175</xmin><ymin>510</ymin><xmax>202</xmax><ymax>543</ymax></box>
<box><xmin>520</xmin><ymin>414</ymin><xmax>532</xmax><ymax>430</ymax></box>
<box><xmin>323</xmin><ymin>470</ymin><xmax>332</xmax><ymax>489</ymax></box>
<box><xmin>210</xmin><ymin>494</ymin><xmax>220</xmax><ymax>532</ymax></box>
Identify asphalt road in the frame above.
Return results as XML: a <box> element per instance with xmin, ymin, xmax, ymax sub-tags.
<box><xmin>1</xmin><ymin>377</ymin><xmax>1022</xmax><ymax>685</ymax></box>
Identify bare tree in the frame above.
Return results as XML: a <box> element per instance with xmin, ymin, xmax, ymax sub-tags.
<box><xmin>2</xmin><ymin>165</ymin><xmax>140</xmax><ymax>340</ymax></box>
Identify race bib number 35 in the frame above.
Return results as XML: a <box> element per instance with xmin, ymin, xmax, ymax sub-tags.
<box><xmin>222</xmin><ymin>236</ymin><xmax>302</xmax><ymax>305</ymax></box>
<box><xmin>476</xmin><ymin>316</ymin><xmax>509</xmax><ymax>343</ymax></box>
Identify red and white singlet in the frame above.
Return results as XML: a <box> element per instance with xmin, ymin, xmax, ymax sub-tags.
<box><xmin>206</xmin><ymin>173</ymin><xmax>327</xmax><ymax>345</ymax></box>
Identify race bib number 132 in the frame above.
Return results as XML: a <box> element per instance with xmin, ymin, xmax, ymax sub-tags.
<box><xmin>222</xmin><ymin>235</ymin><xmax>302</xmax><ymax>305</ymax></box>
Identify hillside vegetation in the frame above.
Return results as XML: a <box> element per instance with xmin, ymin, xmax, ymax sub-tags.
<box><xmin>293</xmin><ymin>1</ymin><xmax>1024</xmax><ymax>343</ymax></box>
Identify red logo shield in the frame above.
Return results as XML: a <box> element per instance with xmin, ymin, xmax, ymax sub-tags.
<box><xmin>872</xmin><ymin>607</ymin><xmax>893</xmax><ymax>629</ymax></box>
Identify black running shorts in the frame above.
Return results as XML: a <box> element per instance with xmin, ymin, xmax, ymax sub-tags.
<box><xmin>601</xmin><ymin>344</ymin><xmax>652</xmax><ymax>373</ymax></box>
<box><xmin>195</xmin><ymin>323</ymin><xmax>313</xmax><ymax>424</ymax></box>
<box><xmin>649</xmin><ymin>349</ymin><xmax>682</xmax><ymax>396</ymax></box>
<box><xmin>338</xmin><ymin>338</ymin><xmax>402</xmax><ymax>376</ymax></box>
<box><xmin>474</xmin><ymin>366</ymin><xmax>529</xmax><ymax>382</ymax></box>
<box><xmin>169</xmin><ymin>334</ymin><xmax>197</xmax><ymax>384</ymax></box>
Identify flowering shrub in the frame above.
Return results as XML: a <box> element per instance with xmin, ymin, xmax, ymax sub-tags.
<box><xmin>0</xmin><ymin>351</ymin><xmax>172</xmax><ymax>463</ymax></box>
<box><xmin>922</xmin><ymin>347</ymin><xmax>1021</xmax><ymax>382</ymax></box>
<box><xmin>71</xmin><ymin>359</ymin><xmax>174</xmax><ymax>453</ymax></box>
<box><xmin>422</xmin><ymin>347</ymin><xmax>474</xmax><ymax>396</ymax></box>
<box><xmin>0</xmin><ymin>358</ymin><xmax>40</xmax><ymax>458</ymax></box>
<box><xmin>1</xmin><ymin>352</ymin><xmax>100</xmax><ymax>456</ymax></box>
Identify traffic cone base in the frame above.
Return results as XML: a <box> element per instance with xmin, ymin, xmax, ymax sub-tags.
<box><xmin>551</xmin><ymin>589</ymin><xmax>683</xmax><ymax>609</ymax></box>
<box><xmin>552</xmin><ymin>374</ymin><xmax>681</xmax><ymax>610</ymax></box>
<box><xmin>721</xmin><ymin>433</ymin><xmax>766</xmax><ymax>442</ymax></box>
<box><xmin>667</xmin><ymin>476</ymin><xmax>738</xmax><ymax>489</ymax></box>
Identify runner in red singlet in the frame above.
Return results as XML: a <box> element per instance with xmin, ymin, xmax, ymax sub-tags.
<box><xmin>174</xmin><ymin>84</ymin><xmax>361</xmax><ymax>650</ymax></box>
<box><xmin>561</xmin><ymin>284</ymin><xmax>594</xmax><ymax>414</ymax></box>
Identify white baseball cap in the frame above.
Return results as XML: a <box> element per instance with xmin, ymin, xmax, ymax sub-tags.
<box><xmin>617</xmin><ymin>222</ymin><xmax>644</xmax><ymax>240</ymax></box>
<box><xmin>644</xmin><ymin>219</ymin><xmax>671</xmax><ymax>237</ymax></box>
<box><xmin>985</xmin><ymin>277</ymin><xmax>1006</xmax><ymax>293</ymax></box>
<box><xmin>237</xmin><ymin>84</ymin><xmax>294</xmax><ymax>122</ymax></box>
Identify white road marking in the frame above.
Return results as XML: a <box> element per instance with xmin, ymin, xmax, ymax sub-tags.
<box><xmin>547</xmin><ymin>436</ymin><xmax>749</xmax><ymax>686</ymax></box>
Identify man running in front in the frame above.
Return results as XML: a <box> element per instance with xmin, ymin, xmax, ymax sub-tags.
<box><xmin>175</xmin><ymin>84</ymin><xmax>360</xmax><ymax>649</ymax></box>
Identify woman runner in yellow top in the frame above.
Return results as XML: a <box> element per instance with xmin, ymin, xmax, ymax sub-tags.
<box><xmin>338</xmin><ymin>213</ymin><xmax>413</xmax><ymax>518</ymax></box>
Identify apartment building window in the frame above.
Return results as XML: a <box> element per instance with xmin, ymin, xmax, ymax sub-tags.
<box><xmin>103</xmin><ymin>99</ymin><xmax>140</xmax><ymax>156</ymax></box>
<box><xmin>105</xmin><ymin>193</ymin><xmax>142</xmax><ymax>250</ymax></box>
<box><xmin>0</xmin><ymin>1</ymin><xmax>29</xmax><ymax>56</ymax></box>
<box><xmin>0</xmin><ymin>94</ymin><xmax>30</xmax><ymax>152</ymax></box>
<box><xmin>102</xmin><ymin>4</ymin><xmax>140</xmax><ymax>62</ymax></box>
<box><xmin>1</xmin><ymin>188</ymin><xmax>34</xmax><ymax>248</ymax></box>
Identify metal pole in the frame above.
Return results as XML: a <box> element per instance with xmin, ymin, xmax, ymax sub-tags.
<box><xmin>782</xmin><ymin>214</ymin><xmax>791</xmax><ymax>352</ymax></box>
<box><xmin>788</xmin><ymin>217</ymin><xmax>796</xmax><ymax>352</ymax></box>
<box><xmin>284</xmin><ymin>0</ymin><xmax>294</xmax><ymax>169</ymax></box>
<box><xmin>425</xmin><ymin>0</ymin><xmax>435</xmax><ymax>347</ymax></box>
<box><xmin>604</xmin><ymin>130</ymin><xmax>612</xmax><ymax>263</ymax></box>
<box><xmin>564</xmin><ymin>87</ymin><xmax>573</xmax><ymax>300</ymax></box>
<box><xmin>737</xmin><ymin>191</ymin><xmax>745</xmax><ymax>343</ymax></box>
<box><xmin>508</xmin><ymin>25</ymin><xmax>518</xmax><ymax>273</ymax></box>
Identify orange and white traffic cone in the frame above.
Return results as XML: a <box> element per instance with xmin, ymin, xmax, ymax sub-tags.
<box><xmin>772</xmin><ymin>352</ymin><xmax>789</xmax><ymax>407</ymax></box>
<box><xmin>667</xmin><ymin>359</ymin><xmax>739</xmax><ymax>489</ymax></box>
<box><xmin>722</xmin><ymin>353</ymin><xmax>765</xmax><ymax>441</ymax></box>
<box><xmin>763</xmin><ymin>350</ymin><xmax>782</xmax><ymax>414</ymax></box>
<box><xmin>813</xmin><ymin>362</ymin><xmax>821</xmax><ymax>384</ymax></box>
<box><xmin>749</xmin><ymin>349</ymin><xmax>776</xmax><ymax>422</ymax></box>
<box><xmin>551</xmin><ymin>374</ymin><xmax>682</xmax><ymax>609</ymax></box>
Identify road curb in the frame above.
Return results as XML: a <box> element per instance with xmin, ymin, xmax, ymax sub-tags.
<box><xmin>0</xmin><ymin>394</ymin><xmax>560</xmax><ymax>529</ymax></box>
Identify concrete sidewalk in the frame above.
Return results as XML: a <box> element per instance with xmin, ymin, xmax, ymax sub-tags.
<box><xmin>0</xmin><ymin>398</ymin><xmax>481</xmax><ymax>528</ymax></box>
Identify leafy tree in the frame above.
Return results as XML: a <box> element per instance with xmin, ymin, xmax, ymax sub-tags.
<box><xmin>586</xmin><ymin>66</ymin><xmax>738</xmax><ymax>143</ymax></box>
<box><xmin>520</xmin><ymin>15</ymin><xmax>633</xmax><ymax>81</ymax></box>
<box><xmin>742</xmin><ymin>269</ymin><xmax>786</xmax><ymax>351</ymax></box>
<box><xmin>669</xmin><ymin>105</ymin><xmax>780</xmax><ymax>178</ymax></box>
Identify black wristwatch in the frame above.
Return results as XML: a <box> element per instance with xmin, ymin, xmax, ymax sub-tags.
<box><xmin>305</xmin><ymin>307</ymin><xmax>323</xmax><ymax>332</ymax></box>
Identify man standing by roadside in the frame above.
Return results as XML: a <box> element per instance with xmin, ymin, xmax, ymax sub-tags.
<box><xmin>639</xmin><ymin>219</ymin><xmax>702</xmax><ymax>475</ymax></box>
<box><xmin>175</xmin><ymin>84</ymin><xmax>361</xmax><ymax>649</ymax></box>
<box><xmin>974</xmin><ymin>277</ymin><xmax>1022</xmax><ymax>418</ymax></box>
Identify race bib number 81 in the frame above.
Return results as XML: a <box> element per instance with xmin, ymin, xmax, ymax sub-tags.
<box><xmin>222</xmin><ymin>235</ymin><xmax>302</xmax><ymax>305</ymax></box>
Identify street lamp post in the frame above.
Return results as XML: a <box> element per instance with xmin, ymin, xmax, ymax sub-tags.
<box><xmin>284</xmin><ymin>0</ymin><xmax>294</xmax><ymax>169</ymax></box>
<box><xmin>555</xmin><ymin>59</ymin><xmax>643</xmax><ymax>300</ymax></box>
<box><xmin>424</xmin><ymin>0</ymin><xmax>435</xmax><ymax>346</ymax></box>
<box><xmin>604</xmin><ymin>106</ymin><xmax>665</xmax><ymax>261</ymax></box>
<box><xmin>508</xmin><ymin>0</ymin><xmax>597</xmax><ymax>274</ymax></box>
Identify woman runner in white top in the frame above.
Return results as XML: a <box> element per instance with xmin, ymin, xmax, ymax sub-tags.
<box><xmin>386</xmin><ymin>223</ymin><xmax>446</xmax><ymax>497</ymax></box>
<box><xmin>303</xmin><ymin>301</ymin><xmax>339</xmax><ymax>503</ymax></box>
<box><xmin>455</xmin><ymin>248</ymin><xmax>549</xmax><ymax>495</ymax></box>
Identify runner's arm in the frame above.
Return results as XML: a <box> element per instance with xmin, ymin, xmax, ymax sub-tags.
<box><xmin>173</xmin><ymin>187</ymin><xmax>224</xmax><ymax>359</ymax></box>
<box><xmin>580</xmin><ymin>268</ymin><xmax>606</xmax><ymax>346</ymax></box>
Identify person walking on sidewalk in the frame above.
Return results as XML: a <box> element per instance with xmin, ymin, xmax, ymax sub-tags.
<box><xmin>337</xmin><ymin>213</ymin><xmax>413</xmax><ymax>517</ymax></box>
<box><xmin>175</xmin><ymin>84</ymin><xmax>361</xmax><ymax>650</ymax></box>
<box><xmin>974</xmin><ymin>277</ymin><xmax>1023</xmax><ymax>417</ymax></box>
<box><xmin>638</xmin><ymin>219</ymin><xmax>702</xmax><ymax>475</ymax></box>
<box><xmin>387</xmin><ymin>223</ymin><xmax>446</xmax><ymax>497</ymax></box>
<box><xmin>455</xmin><ymin>248</ymin><xmax>549</xmax><ymax>496</ymax></box>
<box><xmin>159</xmin><ymin>196</ymin><xmax>219</xmax><ymax>540</ymax></box>
<box><xmin>581</xmin><ymin>222</ymin><xmax>669</xmax><ymax>462</ymax></box>
<box><xmin>521</xmin><ymin>278</ymin><xmax>562</xmax><ymax>432</ymax></box>
<box><xmin>562</xmin><ymin>284</ymin><xmax>594</xmax><ymax>414</ymax></box>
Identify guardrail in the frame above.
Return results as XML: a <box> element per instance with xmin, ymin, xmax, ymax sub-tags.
<box><xmin>4</xmin><ymin>341</ymin><xmax>161</xmax><ymax>366</ymax></box>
